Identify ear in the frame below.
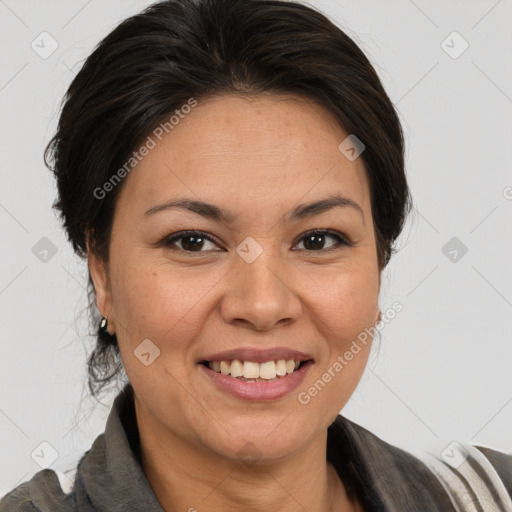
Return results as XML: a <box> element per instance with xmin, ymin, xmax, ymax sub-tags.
<box><xmin>87</xmin><ymin>235</ymin><xmax>114</xmax><ymax>333</ymax></box>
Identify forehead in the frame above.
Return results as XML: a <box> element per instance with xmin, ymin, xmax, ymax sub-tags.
<box><xmin>115</xmin><ymin>94</ymin><xmax>371</xmax><ymax>221</ymax></box>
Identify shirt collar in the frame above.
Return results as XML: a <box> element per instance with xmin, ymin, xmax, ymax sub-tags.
<box><xmin>71</xmin><ymin>382</ymin><xmax>385</xmax><ymax>511</ymax></box>
<box><xmin>72</xmin><ymin>383</ymin><xmax>164</xmax><ymax>511</ymax></box>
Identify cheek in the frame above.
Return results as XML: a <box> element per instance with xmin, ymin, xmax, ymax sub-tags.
<box><xmin>110</xmin><ymin>267</ymin><xmax>199</xmax><ymax>398</ymax></box>
<box><xmin>112</xmin><ymin>257</ymin><xmax>203</xmax><ymax>335</ymax></box>
<box><xmin>307</xmin><ymin>261</ymin><xmax>379</xmax><ymax>332</ymax></box>
<box><xmin>307</xmin><ymin>265</ymin><xmax>378</xmax><ymax>383</ymax></box>
<box><xmin>110</xmin><ymin>257</ymin><xmax>223</xmax><ymax>386</ymax></box>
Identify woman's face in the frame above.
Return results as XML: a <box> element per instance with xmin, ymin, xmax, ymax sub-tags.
<box><xmin>89</xmin><ymin>93</ymin><xmax>381</xmax><ymax>462</ymax></box>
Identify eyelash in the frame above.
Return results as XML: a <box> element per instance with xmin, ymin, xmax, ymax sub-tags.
<box><xmin>160</xmin><ymin>229</ymin><xmax>353</xmax><ymax>254</ymax></box>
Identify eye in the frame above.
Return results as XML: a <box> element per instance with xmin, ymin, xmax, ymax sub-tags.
<box><xmin>160</xmin><ymin>229</ymin><xmax>352</xmax><ymax>254</ymax></box>
<box><xmin>293</xmin><ymin>229</ymin><xmax>352</xmax><ymax>252</ymax></box>
<box><xmin>162</xmin><ymin>230</ymin><xmax>222</xmax><ymax>253</ymax></box>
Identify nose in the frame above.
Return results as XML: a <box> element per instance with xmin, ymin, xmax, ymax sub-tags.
<box><xmin>220</xmin><ymin>249</ymin><xmax>302</xmax><ymax>331</ymax></box>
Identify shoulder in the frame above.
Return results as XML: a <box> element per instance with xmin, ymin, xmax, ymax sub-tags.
<box><xmin>337</xmin><ymin>416</ymin><xmax>512</xmax><ymax>510</ymax></box>
<box><xmin>0</xmin><ymin>469</ymin><xmax>75</xmax><ymax>512</ymax></box>
<box><xmin>330</xmin><ymin>415</ymin><xmax>512</xmax><ymax>511</ymax></box>
<box><xmin>0</xmin><ymin>480</ymin><xmax>37</xmax><ymax>512</ymax></box>
<box><xmin>328</xmin><ymin>415</ymin><xmax>456</xmax><ymax>510</ymax></box>
<box><xmin>420</xmin><ymin>442</ymin><xmax>512</xmax><ymax>511</ymax></box>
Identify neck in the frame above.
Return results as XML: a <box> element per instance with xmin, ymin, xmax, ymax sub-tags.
<box><xmin>135</xmin><ymin>406</ymin><xmax>359</xmax><ymax>512</ymax></box>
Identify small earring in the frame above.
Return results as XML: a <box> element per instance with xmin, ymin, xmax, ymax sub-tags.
<box><xmin>99</xmin><ymin>316</ymin><xmax>109</xmax><ymax>334</ymax></box>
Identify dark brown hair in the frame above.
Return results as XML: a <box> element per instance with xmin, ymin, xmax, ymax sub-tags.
<box><xmin>45</xmin><ymin>0</ymin><xmax>412</xmax><ymax>402</ymax></box>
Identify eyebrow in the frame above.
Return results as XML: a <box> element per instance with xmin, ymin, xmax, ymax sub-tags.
<box><xmin>143</xmin><ymin>194</ymin><xmax>364</xmax><ymax>224</ymax></box>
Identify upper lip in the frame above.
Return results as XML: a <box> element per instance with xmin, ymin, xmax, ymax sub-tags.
<box><xmin>199</xmin><ymin>347</ymin><xmax>314</xmax><ymax>364</ymax></box>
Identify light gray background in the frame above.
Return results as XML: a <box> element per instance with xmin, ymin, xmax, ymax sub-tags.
<box><xmin>1</xmin><ymin>0</ymin><xmax>511</xmax><ymax>497</ymax></box>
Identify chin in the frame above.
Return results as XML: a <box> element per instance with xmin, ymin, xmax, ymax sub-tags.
<box><xmin>199</xmin><ymin>413</ymin><xmax>317</xmax><ymax>464</ymax></box>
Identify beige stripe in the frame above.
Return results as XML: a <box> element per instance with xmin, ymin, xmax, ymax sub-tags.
<box><xmin>451</xmin><ymin>447</ymin><xmax>501</xmax><ymax>511</ymax></box>
<box><xmin>424</xmin><ymin>453</ymin><xmax>479</xmax><ymax>512</ymax></box>
<box><xmin>464</xmin><ymin>444</ymin><xmax>512</xmax><ymax>511</ymax></box>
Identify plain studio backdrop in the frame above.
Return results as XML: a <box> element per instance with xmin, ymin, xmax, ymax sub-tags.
<box><xmin>0</xmin><ymin>0</ymin><xmax>511</xmax><ymax>498</ymax></box>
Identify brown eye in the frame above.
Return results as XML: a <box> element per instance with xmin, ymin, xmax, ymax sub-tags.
<box><xmin>160</xmin><ymin>229</ymin><xmax>351</xmax><ymax>255</ymax></box>
<box><xmin>294</xmin><ymin>230</ymin><xmax>351</xmax><ymax>252</ymax></box>
<box><xmin>163</xmin><ymin>231</ymin><xmax>221</xmax><ymax>252</ymax></box>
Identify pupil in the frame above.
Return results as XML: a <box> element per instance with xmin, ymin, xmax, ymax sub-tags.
<box><xmin>304</xmin><ymin>234</ymin><xmax>324</xmax><ymax>250</ymax></box>
<box><xmin>182</xmin><ymin>235</ymin><xmax>204</xmax><ymax>251</ymax></box>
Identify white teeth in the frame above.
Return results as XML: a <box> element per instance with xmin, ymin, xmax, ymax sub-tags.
<box><xmin>230</xmin><ymin>359</ymin><xmax>244</xmax><ymax>378</ymax></box>
<box><xmin>207</xmin><ymin>358</ymin><xmax>305</xmax><ymax>379</ymax></box>
<box><xmin>243</xmin><ymin>361</ymin><xmax>260</xmax><ymax>379</ymax></box>
<box><xmin>259</xmin><ymin>361</ymin><xmax>277</xmax><ymax>379</ymax></box>
<box><xmin>276</xmin><ymin>359</ymin><xmax>287</xmax><ymax>376</ymax></box>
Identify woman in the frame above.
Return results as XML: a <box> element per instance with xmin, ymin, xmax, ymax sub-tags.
<box><xmin>1</xmin><ymin>0</ymin><xmax>510</xmax><ymax>510</ymax></box>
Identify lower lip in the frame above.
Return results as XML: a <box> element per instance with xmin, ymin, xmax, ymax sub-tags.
<box><xmin>198</xmin><ymin>361</ymin><xmax>313</xmax><ymax>401</ymax></box>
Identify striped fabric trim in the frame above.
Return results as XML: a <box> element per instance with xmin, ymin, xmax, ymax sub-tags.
<box><xmin>421</xmin><ymin>443</ymin><xmax>512</xmax><ymax>512</ymax></box>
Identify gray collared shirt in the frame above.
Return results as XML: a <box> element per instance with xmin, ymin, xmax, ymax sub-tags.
<box><xmin>1</xmin><ymin>383</ymin><xmax>510</xmax><ymax>511</ymax></box>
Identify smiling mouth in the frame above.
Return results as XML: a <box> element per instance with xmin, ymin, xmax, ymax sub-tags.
<box><xmin>199</xmin><ymin>359</ymin><xmax>311</xmax><ymax>382</ymax></box>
